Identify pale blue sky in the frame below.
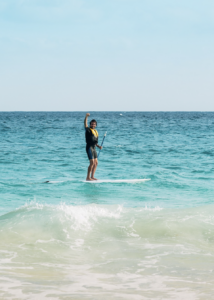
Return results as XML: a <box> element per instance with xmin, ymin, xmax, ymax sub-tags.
<box><xmin>1</xmin><ymin>0</ymin><xmax>214</xmax><ymax>111</ymax></box>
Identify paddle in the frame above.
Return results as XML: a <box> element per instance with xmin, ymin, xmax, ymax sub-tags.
<box><xmin>98</xmin><ymin>131</ymin><xmax>107</xmax><ymax>158</ymax></box>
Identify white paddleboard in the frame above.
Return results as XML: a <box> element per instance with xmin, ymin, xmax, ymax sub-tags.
<box><xmin>83</xmin><ymin>179</ymin><xmax>150</xmax><ymax>183</ymax></box>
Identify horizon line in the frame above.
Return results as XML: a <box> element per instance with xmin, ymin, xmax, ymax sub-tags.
<box><xmin>1</xmin><ymin>110</ymin><xmax>214</xmax><ymax>112</ymax></box>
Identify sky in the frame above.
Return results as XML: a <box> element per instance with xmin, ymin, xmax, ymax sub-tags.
<box><xmin>1</xmin><ymin>0</ymin><xmax>214</xmax><ymax>111</ymax></box>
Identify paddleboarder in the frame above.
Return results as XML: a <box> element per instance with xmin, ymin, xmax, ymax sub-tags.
<box><xmin>84</xmin><ymin>113</ymin><xmax>102</xmax><ymax>181</ymax></box>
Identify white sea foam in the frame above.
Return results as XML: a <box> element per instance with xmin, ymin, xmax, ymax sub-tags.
<box><xmin>1</xmin><ymin>204</ymin><xmax>214</xmax><ymax>299</ymax></box>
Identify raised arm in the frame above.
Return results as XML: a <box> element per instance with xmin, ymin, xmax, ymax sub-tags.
<box><xmin>84</xmin><ymin>113</ymin><xmax>90</xmax><ymax>128</ymax></box>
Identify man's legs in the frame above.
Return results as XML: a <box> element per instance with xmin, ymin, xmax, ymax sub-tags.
<box><xmin>86</xmin><ymin>159</ymin><xmax>95</xmax><ymax>181</ymax></box>
<box><xmin>91</xmin><ymin>159</ymin><xmax>98</xmax><ymax>180</ymax></box>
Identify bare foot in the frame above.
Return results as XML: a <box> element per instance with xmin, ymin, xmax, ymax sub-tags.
<box><xmin>91</xmin><ymin>177</ymin><xmax>98</xmax><ymax>180</ymax></box>
<box><xmin>86</xmin><ymin>177</ymin><xmax>93</xmax><ymax>181</ymax></box>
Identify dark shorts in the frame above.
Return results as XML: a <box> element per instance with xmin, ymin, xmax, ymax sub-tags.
<box><xmin>86</xmin><ymin>145</ymin><xmax>98</xmax><ymax>160</ymax></box>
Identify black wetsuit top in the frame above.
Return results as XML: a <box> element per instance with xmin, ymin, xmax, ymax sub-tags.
<box><xmin>85</xmin><ymin>127</ymin><xmax>99</xmax><ymax>160</ymax></box>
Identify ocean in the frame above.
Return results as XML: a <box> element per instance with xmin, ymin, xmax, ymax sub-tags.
<box><xmin>1</xmin><ymin>112</ymin><xmax>214</xmax><ymax>299</ymax></box>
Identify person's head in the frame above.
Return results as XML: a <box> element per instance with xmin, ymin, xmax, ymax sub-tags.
<box><xmin>90</xmin><ymin>119</ymin><xmax>97</xmax><ymax>129</ymax></box>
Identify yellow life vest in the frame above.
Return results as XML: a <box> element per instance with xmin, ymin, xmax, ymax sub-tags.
<box><xmin>89</xmin><ymin>128</ymin><xmax>98</xmax><ymax>137</ymax></box>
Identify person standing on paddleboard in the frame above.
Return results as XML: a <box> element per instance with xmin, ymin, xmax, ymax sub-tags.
<box><xmin>84</xmin><ymin>113</ymin><xmax>102</xmax><ymax>181</ymax></box>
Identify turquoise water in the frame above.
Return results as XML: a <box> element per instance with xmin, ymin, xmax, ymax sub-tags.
<box><xmin>1</xmin><ymin>112</ymin><xmax>214</xmax><ymax>299</ymax></box>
